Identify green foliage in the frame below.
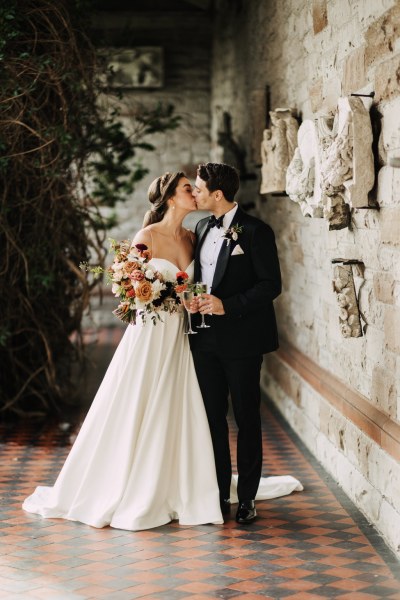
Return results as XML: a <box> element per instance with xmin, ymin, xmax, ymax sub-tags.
<box><xmin>88</xmin><ymin>102</ymin><xmax>180</xmax><ymax>207</ymax></box>
<box><xmin>0</xmin><ymin>0</ymin><xmax>181</xmax><ymax>418</ymax></box>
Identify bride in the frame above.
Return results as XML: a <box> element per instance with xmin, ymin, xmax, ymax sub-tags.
<box><xmin>23</xmin><ymin>171</ymin><xmax>301</xmax><ymax>531</ymax></box>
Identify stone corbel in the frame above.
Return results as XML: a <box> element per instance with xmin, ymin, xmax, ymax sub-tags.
<box><xmin>331</xmin><ymin>259</ymin><xmax>364</xmax><ymax>338</ymax></box>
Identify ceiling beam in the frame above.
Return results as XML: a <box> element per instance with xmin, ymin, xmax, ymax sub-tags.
<box><xmin>181</xmin><ymin>0</ymin><xmax>211</xmax><ymax>10</ymax></box>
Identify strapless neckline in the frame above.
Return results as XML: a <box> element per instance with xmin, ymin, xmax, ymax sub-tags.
<box><xmin>151</xmin><ymin>258</ymin><xmax>194</xmax><ymax>272</ymax></box>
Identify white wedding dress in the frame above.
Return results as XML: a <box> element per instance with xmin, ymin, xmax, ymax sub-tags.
<box><xmin>23</xmin><ymin>259</ymin><xmax>302</xmax><ymax>531</ymax></box>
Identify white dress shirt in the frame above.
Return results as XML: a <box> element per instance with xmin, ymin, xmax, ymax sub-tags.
<box><xmin>200</xmin><ymin>203</ymin><xmax>238</xmax><ymax>292</ymax></box>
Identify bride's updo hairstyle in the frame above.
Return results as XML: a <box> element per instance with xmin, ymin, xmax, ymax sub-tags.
<box><xmin>143</xmin><ymin>171</ymin><xmax>186</xmax><ymax>227</ymax></box>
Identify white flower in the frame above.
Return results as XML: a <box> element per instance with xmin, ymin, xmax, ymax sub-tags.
<box><xmin>112</xmin><ymin>261</ymin><xmax>124</xmax><ymax>271</ymax></box>
<box><xmin>151</xmin><ymin>279</ymin><xmax>166</xmax><ymax>299</ymax></box>
<box><xmin>145</xmin><ymin>268</ymin><xmax>155</xmax><ymax>280</ymax></box>
<box><xmin>232</xmin><ymin>231</ymin><xmax>238</xmax><ymax>241</ymax></box>
<box><xmin>112</xmin><ymin>283</ymin><xmax>121</xmax><ymax>296</ymax></box>
<box><xmin>112</xmin><ymin>270</ymin><xmax>123</xmax><ymax>282</ymax></box>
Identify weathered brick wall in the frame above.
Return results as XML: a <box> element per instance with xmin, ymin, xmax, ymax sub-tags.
<box><xmin>212</xmin><ymin>0</ymin><xmax>400</xmax><ymax>554</ymax></box>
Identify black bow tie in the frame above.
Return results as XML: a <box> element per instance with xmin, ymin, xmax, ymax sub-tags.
<box><xmin>208</xmin><ymin>215</ymin><xmax>224</xmax><ymax>229</ymax></box>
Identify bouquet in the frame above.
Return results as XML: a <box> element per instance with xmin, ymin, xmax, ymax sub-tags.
<box><xmin>81</xmin><ymin>239</ymin><xmax>189</xmax><ymax>326</ymax></box>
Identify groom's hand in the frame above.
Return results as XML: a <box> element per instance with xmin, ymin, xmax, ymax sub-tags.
<box><xmin>199</xmin><ymin>294</ymin><xmax>225</xmax><ymax>315</ymax></box>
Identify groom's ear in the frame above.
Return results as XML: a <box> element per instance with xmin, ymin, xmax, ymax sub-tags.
<box><xmin>214</xmin><ymin>190</ymin><xmax>223</xmax><ymax>202</ymax></box>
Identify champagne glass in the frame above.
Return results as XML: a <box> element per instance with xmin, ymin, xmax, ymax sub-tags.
<box><xmin>182</xmin><ymin>290</ymin><xmax>197</xmax><ymax>335</ymax></box>
<box><xmin>195</xmin><ymin>282</ymin><xmax>211</xmax><ymax>329</ymax></box>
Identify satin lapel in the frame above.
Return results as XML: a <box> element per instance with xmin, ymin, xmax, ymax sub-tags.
<box><xmin>194</xmin><ymin>219</ymin><xmax>210</xmax><ymax>282</ymax></box>
<box><xmin>211</xmin><ymin>207</ymin><xmax>245</xmax><ymax>293</ymax></box>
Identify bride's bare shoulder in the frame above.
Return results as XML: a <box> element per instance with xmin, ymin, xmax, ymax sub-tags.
<box><xmin>132</xmin><ymin>226</ymin><xmax>153</xmax><ymax>248</ymax></box>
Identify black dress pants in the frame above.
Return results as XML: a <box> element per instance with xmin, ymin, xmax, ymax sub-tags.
<box><xmin>191</xmin><ymin>330</ymin><xmax>263</xmax><ymax>502</ymax></box>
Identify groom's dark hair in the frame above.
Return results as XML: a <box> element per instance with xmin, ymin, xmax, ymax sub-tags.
<box><xmin>197</xmin><ymin>162</ymin><xmax>239</xmax><ymax>202</ymax></box>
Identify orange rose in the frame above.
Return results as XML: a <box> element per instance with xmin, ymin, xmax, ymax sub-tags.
<box><xmin>124</xmin><ymin>261</ymin><xmax>141</xmax><ymax>274</ymax></box>
<box><xmin>136</xmin><ymin>280</ymin><xmax>153</xmax><ymax>302</ymax></box>
<box><xmin>175</xmin><ymin>283</ymin><xmax>188</xmax><ymax>293</ymax></box>
<box><xmin>126</xmin><ymin>289</ymin><xmax>135</xmax><ymax>298</ymax></box>
<box><xmin>142</xmin><ymin>250</ymin><xmax>151</xmax><ymax>261</ymax></box>
<box><xmin>134</xmin><ymin>244</ymin><xmax>151</xmax><ymax>261</ymax></box>
<box><xmin>121</xmin><ymin>279</ymin><xmax>133</xmax><ymax>290</ymax></box>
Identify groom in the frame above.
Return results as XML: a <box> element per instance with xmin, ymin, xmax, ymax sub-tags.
<box><xmin>190</xmin><ymin>162</ymin><xmax>281</xmax><ymax>524</ymax></box>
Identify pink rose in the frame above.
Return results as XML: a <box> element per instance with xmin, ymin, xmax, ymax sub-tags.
<box><xmin>131</xmin><ymin>270</ymin><xmax>144</xmax><ymax>281</ymax></box>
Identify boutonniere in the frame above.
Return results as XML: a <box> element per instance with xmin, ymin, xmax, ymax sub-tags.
<box><xmin>221</xmin><ymin>224</ymin><xmax>243</xmax><ymax>246</ymax></box>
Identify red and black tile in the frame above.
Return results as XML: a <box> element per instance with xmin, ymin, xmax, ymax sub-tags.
<box><xmin>1</xmin><ymin>327</ymin><xmax>399</xmax><ymax>599</ymax></box>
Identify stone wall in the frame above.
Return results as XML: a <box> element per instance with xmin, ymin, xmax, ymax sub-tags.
<box><xmin>92</xmin><ymin>8</ymin><xmax>212</xmax><ymax>242</ymax></box>
<box><xmin>86</xmin><ymin>7</ymin><xmax>212</xmax><ymax>327</ymax></box>
<box><xmin>211</xmin><ymin>0</ymin><xmax>400</xmax><ymax>555</ymax></box>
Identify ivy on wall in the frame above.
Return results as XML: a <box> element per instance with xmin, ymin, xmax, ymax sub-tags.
<box><xmin>0</xmin><ymin>0</ymin><xmax>180</xmax><ymax>418</ymax></box>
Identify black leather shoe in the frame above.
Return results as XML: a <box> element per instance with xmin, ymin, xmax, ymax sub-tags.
<box><xmin>220</xmin><ymin>498</ymin><xmax>231</xmax><ymax>516</ymax></box>
<box><xmin>235</xmin><ymin>500</ymin><xmax>256</xmax><ymax>524</ymax></box>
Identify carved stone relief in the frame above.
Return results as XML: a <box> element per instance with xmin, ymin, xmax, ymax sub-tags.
<box><xmin>316</xmin><ymin>114</ymin><xmax>351</xmax><ymax>230</ymax></box>
<box><xmin>332</xmin><ymin>262</ymin><xmax>363</xmax><ymax>338</ymax></box>
<box><xmin>286</xmin><ymin>120</ymin><xmax>323</xmax><ymax>218</ymax></box>
<box><xmin>283</xmin><ymin>95</ymin><xmax>375</xmax><ymax>230</ymax></box>
<box><xmin>260</xmin><ymin>129</ymin><xmax>274</xmax><ymax>194</ymax></box>
<box><xmin>321</xmin><ymin>96</ymin><xmax>374</xmax><ymax>209</ymax></box>
<box><xmin>260</xmin><ymin>108</ymin><xmax>298</xmax><ymax>194</ymax></box>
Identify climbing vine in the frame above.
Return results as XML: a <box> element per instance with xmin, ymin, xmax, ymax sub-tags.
<box><xmin>0</xmin><ymin>0</ymin><xmax>180</xmax><ymax>418</ymax></box>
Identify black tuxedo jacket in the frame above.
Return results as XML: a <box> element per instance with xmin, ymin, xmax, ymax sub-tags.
<box><xmin>190</xmin><ymin>207</ymin><xmax>281</xmax><ymax>358</ymax></box>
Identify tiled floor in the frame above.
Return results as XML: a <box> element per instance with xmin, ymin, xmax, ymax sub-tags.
<box><xmin>1</xmin><ymin>327</ymin><xmax>400</xmax><ymax>599</ymax></box>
